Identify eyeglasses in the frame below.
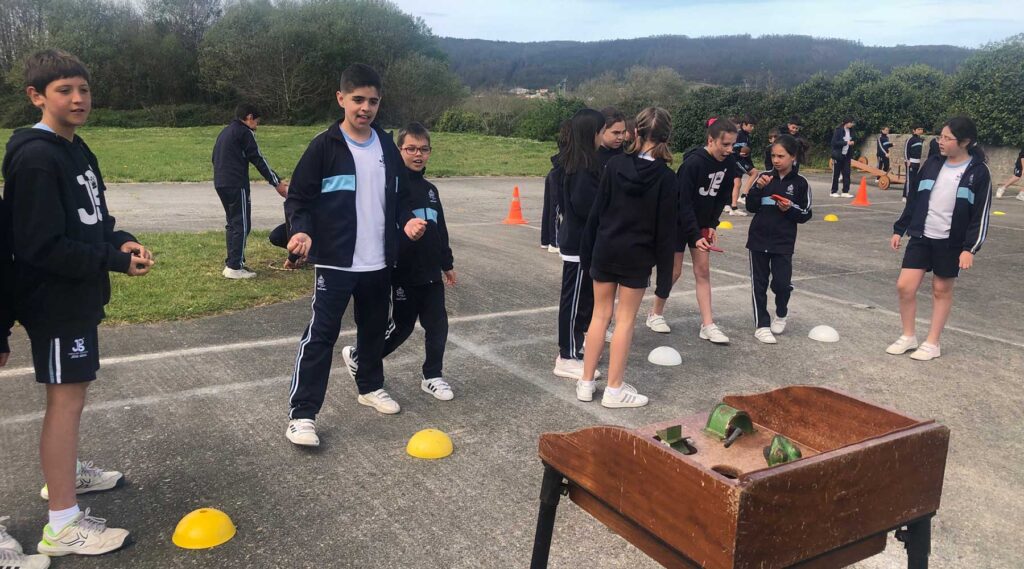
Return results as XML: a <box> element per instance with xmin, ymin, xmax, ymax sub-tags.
<box><xmin>401</xmin><ymin>146</ymin><xmax>432</xmax><ymax>155</ymax></box>
<box><xmin>938</xmin><ymin>135</ymin><xmax>958</xmax><ymax>142</ymax></box>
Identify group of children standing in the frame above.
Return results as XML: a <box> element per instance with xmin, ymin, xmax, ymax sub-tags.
<box><xmin>0</xmin><ymin>46</ymin><xmax>1000</xmax><ymax>567</ymax></box>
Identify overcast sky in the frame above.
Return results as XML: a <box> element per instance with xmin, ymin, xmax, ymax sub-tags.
<box><xmin>391</xmin><ymin>0</ymin><xmax>1023</xmax><ymax>47</ymax></box>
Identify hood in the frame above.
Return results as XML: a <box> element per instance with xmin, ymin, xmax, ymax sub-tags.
<box><xmin>2</xmin><ymin>127</ymin><xmax>69</xmax><ymax>178</ymax></box>
<box><xmin>614</xmin><ymin>154</ymin><xmax>667</xmax><ymax>196</ymax></box>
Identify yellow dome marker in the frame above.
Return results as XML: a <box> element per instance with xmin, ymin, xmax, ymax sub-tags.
<box><xmin>992</xmin><ymin>211</ymin><xmax>1006</xmax><ymax>216</ymax></box>
<box><xmin>717</xmin><ymin>220</ymin><xmax>734</xmax><ymax>230</ymax></box>
<box><xmin>173</xmin><ymin>508</ymin><xmax>236</xmax><ymax>549</ymax></box>
<box><xmin>407</xmin><ymin>429</ymin><xmax>453</xmax><ymax>459</ymax></box>
<box><xmin>824</xmin><ymin>214</ymin><xmax>839</xmax><ymax>222</ymax></box>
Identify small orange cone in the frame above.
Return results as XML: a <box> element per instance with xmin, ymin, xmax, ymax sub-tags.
<box><xmin>851</xmin><ymin>177</ymin><xmax>871</xmax><ymax>206</ymax></box>
<box><xmin>502</xmin><ymin>186</ymin><xmax>528</xmax><ymax>224</ymax></box>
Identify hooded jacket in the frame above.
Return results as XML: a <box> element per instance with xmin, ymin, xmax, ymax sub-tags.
<box><xmin>285</xmin><ymin>121</ymin><xmax>414</xmax><ymax>268</ymax></box>
<box><xmin>877</xmin><ymin>133</ymin><xmax>893</xmax><ymax>158</ymax></box>
<box><xmin>830</xmin><ymin>126</ymin><xmax>854</xmax><ymax>161</ymax></box>
<box><xmin>2</xmin><ymin>127</ymin><xmax>136</xmax><ymax>334</ymax></box>
<box><xmin>581</xmin><ymin>153</ymin><xmax>677</xmax><ymax>297</ymax></box>
<box><xmin>212</xmin><ymin>119</ymin><xmax>281</xmax><ymax>189</ymax></box>
<box><xmin>541</xmin><ymin>154</ymin><xmax>562</xmax><ymax>248</ymax></box>
<box><xmin>0</xmin><ymin>196</ymin><xmax>12</xmax><ymax>353</ymax></box>
<box><xmin>597</xmin><ymin>145</ymin><xmax>624</xmax><ymax>169</ymax></box>
<box><xmin>905</xmin><ymin>135</ymin><xmax>924</xmax><ymax>168</ymax></box>
<box><xmin>392</xmin><ymin>167</ymin><xmax>453</xmax><ymax>286</ymax></box>
<box><xmin>676</xmin><ymin>147</ymin><xmax>735</xmax><ymax>247</ymax></box>
<box><xmin>894</xmin><ymin>154</ymin><xmax>992</xmax><ymax>254</ymax></box>
<box><xmin>557</xmin><ymin>167</ymin><xmax>600</xmax><ymax>258</ymax></box>
<box><xmin>745</xmin><ymin>168</ymin><xmax>813</xmax><ymax>255</ymax></box>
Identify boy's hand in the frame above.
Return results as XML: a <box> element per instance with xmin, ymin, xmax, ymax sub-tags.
<box><xmin>848</xmin><ymin>140</ymin><xmax>855</xmax><ymax>146</ymax></box>
<box><xmin>443</xmin><ymin>269</ymin><xmax>457</xmax><ymax>286</ymax></box>
<box><xmin>959</xmin><ymin>251</ymin><xmax>974</xmax><ymax>270</ymax></box>
<box><xmin>890</xmin><ymin>234</ymin><xmax>902</xmax><ymax>251</ymax></box>
<box><xmin>288</xmin><ymin>233</ymin><xmax>312</xmax><ymax>256</ymax></box>
<box><xmin>405</xmin><ymin>218</ymin><xmax>428</xmax><ymax>241</ymax></box>
<box><xmin>276</xmin><ymin>181</ymin><xmax>289</xmax><ymax>198</ymax></box>
<box><xmin>121</xmin><ymin>241</ymin><xmax>152</xmax><ymax>260</ymax></box>
<box><xmin>128</xmin><ymin>254</ymin><xmax>154</xmax><ymax>276</ymax></box>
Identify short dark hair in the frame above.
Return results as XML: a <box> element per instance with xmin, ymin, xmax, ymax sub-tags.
<box><xmin>24</xmin><ymin>49</ymin><xmax>90</xmax><ymax>92</ymax></box>
<box><xmin>707</xmin><ymin>117</ymin><xmax>738</xmax><ymax>140</ymax></box>
<box><xmin>740</xmin><ymin>116</ymin><xmax>757</xmax><ymax>126</ymax></box>
<box><xmin>599</xmin><ymin>106</ymin><xmax>625</xmax><ymax>129</ymax></box>
<box><xmin>235</xmin><ymin>103</ymin><xmax>261</xmax><ymax>121</ymax></box>
<box><xmin>773</xmin><ymin>134</ymin><xmax>801</xmax><ymax>158</ymax></box>
<box><xmin>397</xmin><ymin>122</ymin><xmax>431</xmax><ymax>147</ymax></box>
<box><xmin>787</xmin><ymin>115</ymin><xmax>802</xmax><ymax>126</ymax></box>
<box><xmin>841</xmin><ymin>116</ymin><xmax>855</xmax><ymax>125</ymax></box>
<box><xmin>768</xmin><ymin>127</ymin><xmax>780</xmax><ymax>137</ymax></box>
<box><xmin>340</xmin><ymin>63</ymin><xmax>382</xmax><ymax>94</ymax></box>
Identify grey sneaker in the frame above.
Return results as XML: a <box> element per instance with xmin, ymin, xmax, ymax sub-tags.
<box><xmin>36</xmin><ymin>509</ymin><xmax>129</xmax><ymax>557</ymax></box>
<box><xmin>40</xmin><ymin>461</ymin><xmax>122</xmax><ymax>500</ymax></box>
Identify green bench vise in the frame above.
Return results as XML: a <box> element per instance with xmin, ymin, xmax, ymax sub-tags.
<box><xmin>703</xmin><ymin>403</ymin><xmax>755</xmax><ymax>448</ymax></box>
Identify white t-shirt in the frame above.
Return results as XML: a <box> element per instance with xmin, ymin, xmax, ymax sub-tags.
<box><xmin>841</xmin><ymin>128</ymin><xmax>851</xmax><ymax>156</ymax></box>
<box><xmin>341</xmin><ymin>129</ymin><xmax>387</xmax><ymax>271</ymax></box>
<box><xmin>924</xmin><ymin>159</ymin><xmax>969</xmax><ymax>239</ymax></box>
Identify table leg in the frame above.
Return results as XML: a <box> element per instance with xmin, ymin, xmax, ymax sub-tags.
<box><xmin>896</xmin><ymin>515</ymin><xmax>932</xmax><ymax>569</ymax></box>
<box><xmin>530</xmin><ymin>465</ymin><xmax>566</xmax><ymax>569</ymax></box>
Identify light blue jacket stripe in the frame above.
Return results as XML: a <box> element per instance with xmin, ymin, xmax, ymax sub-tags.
<box><xmin>322</xmin><ymin>175</ymin><xmax>356</xmax><ymax>193</ymax></box>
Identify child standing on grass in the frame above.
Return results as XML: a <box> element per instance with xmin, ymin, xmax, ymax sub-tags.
<box><xmin>577</xmin><ymin>107</ymin><xmax>677</xmax><ymax>408</ymax></box>
<box><xmin>744</xmin><ymin>135</ymin><xmax>812</xmax><ymax>344</ymax></box>
<box><xmin>284</xmin><ymin>63</ymin><xmax>426</xmax><ymax>447</ymax></box>
<box><xmin>888</xmin><ymin>117</ymin><xmax>992</xmax><ymax>362</ymax></box>
<box><xmin>3</xmin><ymin>49</ymin><xmax>154</xmax><ymax>558</ymax></box>
<box><xmin>345</xmin><ymin>123</ymin><xmax>456</xmax><ymax>401</ymax></box>
<box><xmin>552</xmin><ymin>109</ymin><xmax>606</xmax><ymax>381</ymax></box>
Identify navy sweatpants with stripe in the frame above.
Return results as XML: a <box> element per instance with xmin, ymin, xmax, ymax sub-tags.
<box><xmin>382</xmin><ymin>282</ymin><xmax>448</xmax><ymax>379</ymax></box>
<box><xmin>749</xmin><ymin>251</ymin><xmax>793</xmax><ymax>329</ymax></box>
<box><xmin>558</xmin><ymin>260</ymin><xmax>592</xmax><ymax>360</ymax></box>
<box><xmin>289</xmin><ymin>267</ymin><xmax>390</xmax><ymax>420</ymax></box>
<box><xmin>216</xmin><ymin>185</ymin><xmax>252</xmax><ymax>270</ymax></box>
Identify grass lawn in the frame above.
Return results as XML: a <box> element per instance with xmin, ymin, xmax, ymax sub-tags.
<box><xmin>0</xmin><ymin>126</ymin><xmax>558</xmax><ymax>182</ymax></box>
<box><xmin>107</xmin><ymin>230</ymin><xmax>312</xmax><ymax>324</ymax></box>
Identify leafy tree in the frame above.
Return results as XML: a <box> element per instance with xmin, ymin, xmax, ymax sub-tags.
<box><xmin>945</xmin><ymin>34</ymin><xmax>1024</xmax><ymax>147</ymax></box>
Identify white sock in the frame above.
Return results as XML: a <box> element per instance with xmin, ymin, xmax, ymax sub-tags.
<box><xmin>606</xmin><ymin>386</ymin><xmax>622</xmax><ymax>396</ymax></box>
<box><xmin>48</xmin><ymin>504</ymin><xmax>81</xmax><ymax>534</ymax></box>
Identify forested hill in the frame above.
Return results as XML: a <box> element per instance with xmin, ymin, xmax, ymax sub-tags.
<box><xmin>438</xmin><ymin>35</ymin><xmax>972</xmax><ymax>89</ymax></box>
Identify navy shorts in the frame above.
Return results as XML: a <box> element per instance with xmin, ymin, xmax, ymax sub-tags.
<box><xmin>590</xmin><ymin>267</ymin><xmax>650</xmax><ymax>290</ymax></box>
<box><xmin>902</xmin><ymin>237</ymin><xmax>960</xmax><ymax>279</ymax></box>
<box><xmin>26</xmin><ymin>326</ymin><xmax>100</xmax><ymax>384</ymax></box>
<box><xmin>736</xmin><ymin>157</ymin><xmax>756</xmax><ymax>175</ymax></box>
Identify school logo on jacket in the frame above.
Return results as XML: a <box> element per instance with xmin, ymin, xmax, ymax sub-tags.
<box><xmin>428</xmin><ymin>189</ymin><xmax>437</xmax><ymax>203</ymax></box>
<box><xmin>378</xmin><ymin>156</ymin><xmax>385</xmax><ymax>169</ymax></box>
<box><xmin>786</xmin><ymin>184</ymin><xmax>795</xmax><ymax>196</ymax></box>
<box><xmin>395</xmin><ymin>287</ymin><xmax>406</xmax><ymax>301</ymax></box>
<box><xmin>316</xmin><ymin>275</ymin><xmax>327</xmax><ymax>292</ymax></box>
<box><xmin>76</xmin><ymin>167</ymin><xmax>104</xmax><ymax>226</ymax></box>
<box><xmin>68</xmin><ymin>338</ymin><xmax>88</xmax><ymax>360</ymax></box>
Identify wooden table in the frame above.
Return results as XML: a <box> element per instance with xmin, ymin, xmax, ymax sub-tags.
<box><xmin>530</xmin><ymin>386</ymin><xmax>949</xmax><ymax>568</ymax></box>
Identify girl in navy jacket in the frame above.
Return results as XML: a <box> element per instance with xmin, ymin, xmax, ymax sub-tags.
<box><xmin>888</xmin><ymin>117</ymin><xmax>992</xmax><ymax>361</ymax></box>
<box><xmin>745</xmin><ymin>135</ymin><xmax>812</xmax><ymax>344</ymax></box>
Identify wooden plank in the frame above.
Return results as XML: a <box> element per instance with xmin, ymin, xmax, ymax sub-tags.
<box><xmin>732</xmin><ymin>424</ymin><xmax>949</xmax><ymax>567</ymax></box>
<box><xmin>723</xmin><ymin>386</ymin><xmax>922</xmax><ymax>452</ymax></box>
<box><xmin>540</xmin><ymin>427</ymin><xmax>741</xmax><ymax>569</ymax></box>
<box><xmin>789</xmin><ymin>534</ymin><xmax>887</xmax><ymax>569</ymax></box>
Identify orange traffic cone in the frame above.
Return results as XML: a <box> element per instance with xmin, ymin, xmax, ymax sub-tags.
<box><xmin>502</xmin><ymin>186</ymin><xmax>528</xmax><ymax>224</ymax></box>
<box><xmin>851</xmin><ymin>177</ymin><xmax>871</xmax><ymax>206</ymax></box>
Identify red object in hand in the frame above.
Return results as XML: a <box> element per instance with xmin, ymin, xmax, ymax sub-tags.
<box><xmin>770</xmin><ymin>194</ymin><xmax>792</xmax><ymax>206</ymax></box>
<box><xmin>701</xmin><ymin>228</ymin><xmax>725</xmax><ymax>253</ymax></box>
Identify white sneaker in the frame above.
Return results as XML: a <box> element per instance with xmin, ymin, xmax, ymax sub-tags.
<box><xmin>341</xmin><ymin>346</ymin><xmax>358</xmax><ymax>380</ymax></box>
<box><xmin>737</xmin><ymin>195</ymin><xmax>746</xmax><ymax>204</ymax></box>
<box><xmin>575</xmin><ymin>380</ymin><xmax>596</xmax><ymax>402</ymax></box>
<box><xmin>222</xmin><ymin>266</ymin><xmax>256</xmax><ymax>279</ymax></box>
<box><xmin>547</xmin><ymin>245</ymin><xmax>560</xmax><ymax>253</ymax></box>
<box><xmin>40</xmin><ymin>461</ymin><xmax>122</xmax><ymax>500</ymax></box>
<box><xmin>421</xmin><ymin>377</ymin><xmax>454</xmax><ymax>401</ymax></box>
<box><xmin>902</xmin><ymin>197</ymin><xmax>907</xmax><ymax>203</ymax></box>
<box><xmin>1016</xmin><ymin>192</ymin><xmax>1024</xmax><ymax>202</ymax></box>
<box><xmin>601</xmin><ymin>386</ymin><xmax>649</xmax><ymax>408</ymax></box>
<box><xmin>604</xmin><ymin>327</ymin><xmax>613</xmax><ymax>343</ymax></box>
<box><xmin>0</xmin><ymin>548</ymin><xmax>50</xmax><ymax>569</ymax></box>
<box><xmin>36</xmin><ymin>510</ymin><xmax>129</xmax><ymax>557</ymax></box>
<box><xmin>770</xmin><ymin>316</ymin><xmax>787</xmax><ymax>335</ymax></box>
<box><xmin>910</xmin><ymin>342</ymin><xmax>941</xmax><ymax>361</ymax></box>
<box><xmin>841</xmin><ymin>193</ymin><xmax>853</xmax><ymax>197</ymax></box>
<box><xmin>754</xmin><ymin>327</ymin><xmax>777</xmax><ymax>344</ymax></box>
<box><xmin>553</xmin><ymin>357</ymin><xmax>600</xmax><ymax>380</ymax></box>
<box><xmin>995</xmin><ymin>186</ymin><xmax>1005</xmax><ymax>198</ymax></box>
<box><xmin>286</xmin><ymin>419</ymin><xmax>320</xmax><ymax>447</ymax></box>
<box><xmin>699</xmin><ymin>323</ymin><xmax>729</xmax><ymax>344</ymax></box>
<box><xmin>830</xmin><ymin>193</ymin><xmax>840</xmax><ymax>198</ymax></box>
<box><xmin>729</xmin><ymin>206</ymin><xmax>748</xmax><ymax>216</ymax></box>
<box><xmin>646</xmin><ymin>314</ymin><xmax>671</xmax><ymax>333</ymax></box>
<box><xmin>885</xmin><ymin>335</ymin><xmax>919</xmax><ymax>355</ymax></box>
<box><xmin>357</xmin><ymin>389</ymin><xmax>401</xmax><ymax>414</ymax></box>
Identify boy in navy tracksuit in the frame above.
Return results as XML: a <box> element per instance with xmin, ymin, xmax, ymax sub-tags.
<box><xmin>745</xmin><ymin>135</ymin><xmax>812</xmax><ymax>343</ymax></box>
<box><xmin>212</xmin><ymin>104</ymin><xmax>287</xmax><ymax>279</ymax></box>
<box><xmin>876</xmin><ymin>126</ymin><xmax>893</xmax><ymax>173</ymax></box>
<box><xmin>284</xmin><ymin>64</ymin><xmax>427</xmax><ymax>447</ymax></box>
<box><xmin>830</xmin><ymin>117</ymin><xmax>856</xmax><ymax>197</ymax></box>
<box><xmin>350</xmin><ymin>123</ymin><xmax>456</xmax><ymax>401</ymax></box>
<box><xmin>3</xmin><ymin>49</ymin><xmax>154</xmax><ymax>557</ymax></box>
<box><xmin>904</xmin><ymin>126</ymin><xmax>925</xmax><ymax>201</ymax></box>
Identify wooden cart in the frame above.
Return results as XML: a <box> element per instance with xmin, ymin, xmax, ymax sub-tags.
<box><xmin>834</xmin><ymin>156</ymin><xmax>906</xmax><ymax>190</ymax></box>
<box><xmin>530</xmin><ymin>386</ymin><xmax>949</xmax><ymax>568</ymax></box>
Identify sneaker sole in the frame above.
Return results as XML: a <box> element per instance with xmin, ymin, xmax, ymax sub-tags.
<box><xmin>886</xmin><ymin>344</ymin><xmax>919</xmax><ymax>355</ymax></box>
<box><xmin>601</xmin><ymin>399</ymin><xmax>648</xmax><ymax>409</ymax></box>
<box><xmin>421</xmin><ymin>384</ymin><xmax>454</xmax><ymax>401</ymax></box>
<box><xmin>647</xmin><ymin>326</ymin><xmax>671</xmax><ymax>334</ymax></box>
<box><xmin>37</xmin><ymin>535</ymin><xmax>130</xmax><ymax>556</ymax></box>
<box><xmin>40</xmin><ymin>476</ymin><xmax>124</xmax><ymax>500</ymax></box>
<box><xmin>699</xmin><ymin>333</ymin><xmax>730</xmax><ymax>344</ymax></box>
<box><xmin>286</xmin><ymin>432</ymin><xmax>320</xmax><ymax>447</ymax></box>
<box><xmin>357</xmin><ymin>397</ymin><xmax>401</xmax><ymax>414</ymax></box>
<box><xmin>910</xmin><ymin>352</ymin><xmax>940</xmax><ymax>361</ymax></box>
